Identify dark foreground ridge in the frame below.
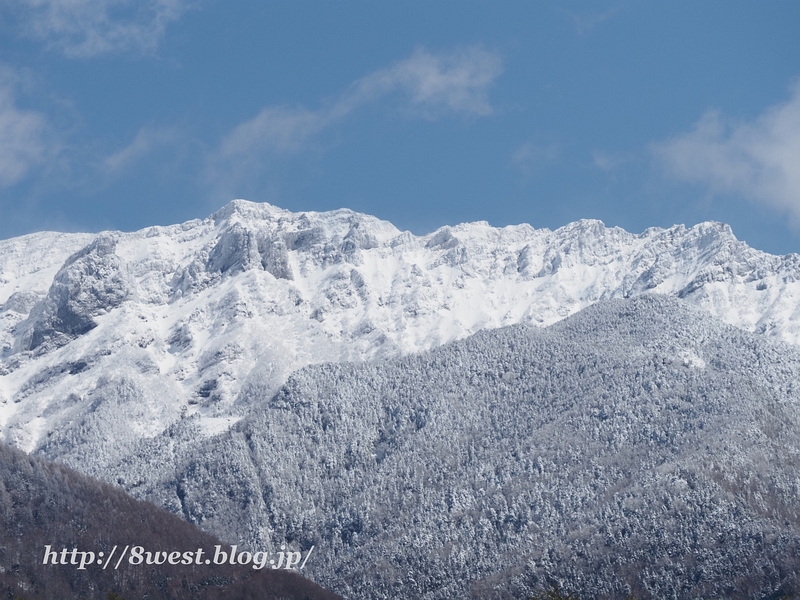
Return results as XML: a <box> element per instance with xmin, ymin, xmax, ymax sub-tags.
<box><xmin>0</xmin><ymin>441</ymin><xmax>341</xmax><ymax>600</ymax></box>
<box><xmin>115</xmin><ymin>295</ymin><xmax>800</xmax><ymax>599</ymax></box>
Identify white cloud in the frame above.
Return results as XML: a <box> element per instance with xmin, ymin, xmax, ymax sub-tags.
<box><xmin>214</xmin><ymin>46</ymin><xmax>503</xmax><ymax>165</ymax></box>
<box><xmin>341</xmin><ymin>46</ymin><xmax>503</xmax><ymax>119</ymax></box>
<box><xmin>11</xmin><ymin>0</ymin><xmax>190</xmax><ymax>57</ymax></box>
<box><xmin>654</xmin><ymin>83</ymin><xmax>800</xmax><ymax>223</ymax></box>
<box><xmin>0</xmin><ymin>67</ymin><xmax>50</xmax><ymax>187</ymax></box>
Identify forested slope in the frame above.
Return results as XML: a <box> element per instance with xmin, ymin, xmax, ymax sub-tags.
<box><xmin>113</xmin><ymin>295</ymin><xmax>800</xmax><ymax>599</ymax></box>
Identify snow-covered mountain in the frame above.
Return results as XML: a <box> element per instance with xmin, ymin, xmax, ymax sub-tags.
<box><xmin>1</xmin><ymin>199</ymin><xmax>800</xmax><ymax>471</ymax></box>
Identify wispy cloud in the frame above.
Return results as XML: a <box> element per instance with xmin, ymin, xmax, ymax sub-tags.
<box><xmin>0</xmin><ymin>66</ymin><xmax>52</xmax><ymax>187</ymax></box>
<box><xmin>512</xmin><ymin>141</ymin><xmax>559</xmax><ymax>176</ymax></box>
<box><xmin>592</xmin><ymin>150</ymin><xmax>632</xmax><ymax>172</ymax></box>
<box><xmin>10</xmin><ymin>0</ymin><xmax>191</xmax><ymax>58</ymax></box>
<box><xmin>104</xmin><ymin>125</ymin><xmax>181</xmax><ymax>173</ymax></box>
<box><xmin>653</xmin><ymin>82</ymin><xmax>800</xmax><ymax>223</ymax></box>
<box><xmin>210</xmin><ymin>46</ymin><xmax>503</xmax><ymax>185</ymax></box>
<box><xmin>0</xmin><ymin>65</ymin><xmax>191</xmax><ymax>194</ymax></box>
<box><xmin>218</xmin><ymin>107</ymin><xmax>325</xmax><ymax>159</ymax></box>
<box><xmin>5</xmin><ymin>45</ymin><xmax>500</xmax><ymax>200</ymax></box>
<box><xmin>559</xmin><ymin>6</ymin><xmax>620</xmax><ymax>36</ymax></box>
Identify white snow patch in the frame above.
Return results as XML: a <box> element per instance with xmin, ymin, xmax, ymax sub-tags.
<box><xmin>198</xmin><ymin>416</ymin><xmax>242</xmax><ymax>437</ymax></box>
<box><xmin>678</xmin><ymin>350</ymin><xmax>706</xmax><ymax>369</ymax></box>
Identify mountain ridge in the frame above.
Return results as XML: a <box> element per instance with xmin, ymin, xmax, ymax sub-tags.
<box><xmin>1</xmin><ymin>200</ymin><xmax>799</xmax><ymax>472</ymax></box>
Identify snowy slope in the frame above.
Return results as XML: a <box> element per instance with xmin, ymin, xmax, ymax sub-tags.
<box><xmin>1</xmin><ymin>199</ymin><xmax>800</xmax><ymax>468</ymax></box>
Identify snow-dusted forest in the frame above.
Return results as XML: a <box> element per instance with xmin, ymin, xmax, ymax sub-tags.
<box><xmin>106</xmin><ymin>296</ymin><xmax>800</xmax><ymax>598</ymax></box>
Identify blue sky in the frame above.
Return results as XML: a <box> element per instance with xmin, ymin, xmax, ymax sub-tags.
<box><xmin>1</xmin><ymin>1</ymin><xmax>799</xmax><ymax>255</ymax></box>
